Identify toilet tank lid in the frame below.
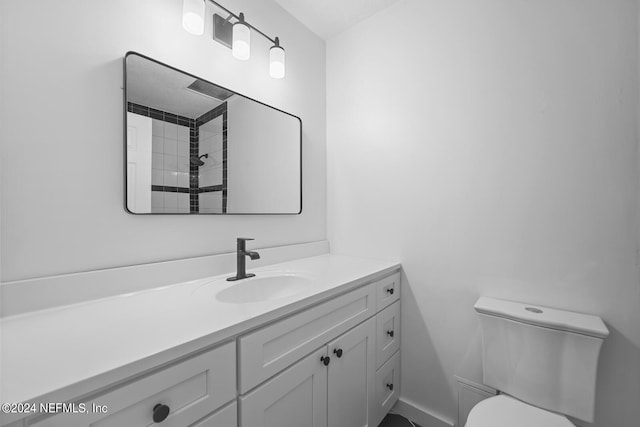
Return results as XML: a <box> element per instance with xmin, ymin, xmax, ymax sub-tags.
<box><xmin>474</xmin><ymin>297</ymin><xmax>609</xmax><ymax>339</ymax></box>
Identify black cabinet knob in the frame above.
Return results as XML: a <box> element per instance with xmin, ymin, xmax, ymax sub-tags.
<box><xmin>333</xmin><ymin>348</ymin><xmax>343</xmax><ymax>358</ymax></box>
<box><xmin>386</xmin><ymin>383</ymin><xmax>394</xmax><ymax>391</ymax></box>
<box><xmin>152</xmin><ymin>404</ymin><xmax>170</xmax><ymax>423</ymax></box>
<box><xmin>321</xmin><ymin>356</ymin><xmax>331</xmax><ymax>366</ymax></box>
<box><xmin>387</xmin><ymin>330</ymin><xmax>394</xmax><ymax>338</ymax></box>
<box><xmin>386</xmin><ymin>287</ymin><xmax>394</xmax><ymax>295</ymax></box>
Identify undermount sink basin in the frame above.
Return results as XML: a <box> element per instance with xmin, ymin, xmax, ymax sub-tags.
<box><xmin>216</xmin><ymin>273</ymin><xmax>314</xmax><ymax>304</ymax></box>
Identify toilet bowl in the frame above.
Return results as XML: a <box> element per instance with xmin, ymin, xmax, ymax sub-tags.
<box><xmin>465</xmin><ymin>395</ymin><xmax>574</xmax><ymax>427</ymax></box>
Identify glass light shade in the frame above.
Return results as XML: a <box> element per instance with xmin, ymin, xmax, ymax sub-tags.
<box><xmin>182</xmin><ymin>0</ymin><xmax>205</xmax><ymax>35</ymax></box>
<box><xmin>232</xmin><ymin>22</ymin><xmax>251</xmax><ymax>60</ymax></box>
<box><xmin>269</xmin><ymin>45</ymin><xmax>285</xmax><ymax>79</ymax></box>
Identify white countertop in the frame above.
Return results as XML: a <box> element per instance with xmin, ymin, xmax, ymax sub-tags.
<box><xmin>0</xmin><ymin>254</ymin><xmax>399</xmax><ymax>409</ymax></box>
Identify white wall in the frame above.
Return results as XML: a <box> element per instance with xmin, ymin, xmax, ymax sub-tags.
<box><xmin>0</xmin><ymin>0</ymin><xmax>326</xmax><ymax>281</ymax></box>
<box><xmin>327</xmin><ymin>1</ymin><xmax>640</xmax><ymax>426</ymax></box>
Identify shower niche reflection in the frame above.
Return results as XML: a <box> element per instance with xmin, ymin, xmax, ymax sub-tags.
<box><xmin>124</xmin><ymin>52</ymin><xmax>302</xmax><ymax>214</ymax></box>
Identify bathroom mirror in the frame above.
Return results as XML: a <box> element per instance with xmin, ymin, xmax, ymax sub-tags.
<box><xmin>124</xmin><ymin>52</ymin><xmax>302</xmax><ymax>214</ymax></box>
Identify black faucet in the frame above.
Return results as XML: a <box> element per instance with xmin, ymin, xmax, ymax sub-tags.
<box><xmin>227</xmin><ymin>238</ymin><xmax>261</xmax><ymax>281</ymax></box>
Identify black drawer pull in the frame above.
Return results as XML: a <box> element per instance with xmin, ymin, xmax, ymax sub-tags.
<box><xmin>386</xmin><ymin>287</ymin><xmax>394</xmax><ymax>295</ymax></box>
<box><xmin>333</xmin><ymin>348</ymin><xmax>343</xmax><ymax>358</ymax></box>
<box><xmin>321</xmin><ymin>356</ymin><xmax>331</xmax><ymax>366</ymax></box>
<box><xmin>386</xmin><ymin>383</ymin><xmax>394</xmax><ymax>391</ymax></box>
<box><xmin>387</xmin><ymin>330</ymin><xmax>394</xmax><ymax>338</ymax></box>
<box><xmin>152</xmin><ymin>403</ymin><xmax>170</xmax><ymax>423</ymax></box>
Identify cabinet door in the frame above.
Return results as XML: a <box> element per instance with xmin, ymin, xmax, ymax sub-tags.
<box><xmin>240</xmin><ymin>347</ymin><xmax>328</xmax><ymax>427</ymax></box>
<box><xmin>327</xmin><ymin>318</ymin><xmax>376</xmax><ymax>427</ymax></box>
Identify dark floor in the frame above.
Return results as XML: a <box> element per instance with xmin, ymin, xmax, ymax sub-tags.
<box><xmin>379</xmin><ymin>413</ymin><xmax>421</xmax><ymax>427</ymax></box>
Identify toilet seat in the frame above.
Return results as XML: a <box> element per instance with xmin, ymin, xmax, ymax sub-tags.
<box><xmin>465</xmin><ymin>395</ymin><xmax>575</xmax><ymax>427</ymax></box>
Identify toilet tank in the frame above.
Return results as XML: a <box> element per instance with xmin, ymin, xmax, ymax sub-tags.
<box><xmin>474</xmin><ymin>297</ymin><xmax>608</xmax><ymax>423</ymax></box>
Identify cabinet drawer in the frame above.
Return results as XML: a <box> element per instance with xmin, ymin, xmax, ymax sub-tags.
<box><xmin>376</xmin><ymin>272</ymin><xmax>400</xmax><ymax>311</ymax></box>
<box><xmin>374</xmin><ymin>350</ymin><xmax>400</xmax><ymax>427</ymax></box>
<box><xmin>190</xmin><ymin>401</ymin><xmax>237</xmax><ymax>427</ymax></box>
<box><xmin>376</xmin><ymin>300</ymin><xmax>400</xmax><ymax>368</ymax></box>
<box><xmin>238</xmin><ymin>284</ymin><xmax>376</xmax><ymax>393</ymax></box>
<box><xmin>30</xmin><ymin>342</ymin><xmax>236</xmax><ymax>427</ymax></box>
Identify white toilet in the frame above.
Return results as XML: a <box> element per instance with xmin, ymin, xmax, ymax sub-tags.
<box><xmin>466</xmin><ymin>297</ymin><xmax>609</xmax><ymax>427</ymax></box>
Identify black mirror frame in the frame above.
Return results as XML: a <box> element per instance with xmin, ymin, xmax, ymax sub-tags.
<box><xmin>123</xmin><ymin>51</ymin><xmax>303</xmax><ymax>215</ymax></box>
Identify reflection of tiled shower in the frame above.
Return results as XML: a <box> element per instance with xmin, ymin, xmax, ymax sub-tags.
<box><xmin>151</xmin><ymin>119</ymin><xmax>191</xmax><ymax>213</ymax></box>
<box><xmin>194</xmin><ymin>103</ymin><xmax>227</xmax><ymax>213</ymax></box>
<box><xmin>127</xmin><ymin>102</ymin><xmax>227</xmax><ymax>213</ymax></box>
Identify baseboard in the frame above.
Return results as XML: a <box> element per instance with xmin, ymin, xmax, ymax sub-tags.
<box><xmin>392</xmin><ymin>397</ymin><xmax>455</xmax><ymax>427</ymax></box>
<box><xmin>453</xmin><ymin>376</ymin><xmax>496</xmax><ymax>395</ymax></box>
<box><xmin>1</xmin><ymin>240</ymin><xmax>330</xmax><ymax>317</ymax></box>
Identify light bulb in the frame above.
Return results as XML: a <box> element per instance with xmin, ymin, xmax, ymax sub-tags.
<box><xmin>269</xmin><ymin>37</ymin><xmax>285</xmax><ymax>79</ymax></box>
<box><xmin>182</xmin><ymin>0</ymin><xmax>205</xmax><ymax>35</ymax></box>
<box><xmin>232</xmin><ymin>13</ymin><xmax>251</xmax><ymax>60</ymax></box>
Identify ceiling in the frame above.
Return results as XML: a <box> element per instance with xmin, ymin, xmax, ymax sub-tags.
<box><xmin>274</xmin><ymin>0</ymin><xmax>401</xmax><ymax>40</ymax></box>
<box><xmin>126</xmin><ymin>54</ymin><xmax>226</xmax><ymax>119</ymax></box>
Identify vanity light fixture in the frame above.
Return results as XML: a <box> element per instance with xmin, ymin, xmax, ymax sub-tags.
<box><xmin>269</xmin><ymin>37</ymin><xmax>285</xmax><ymax>79</ymax></box>
<box><xmin>183</xmin><ymin>0</ymin><xmax>286</xmax><ymax>78</ymax></box>
<box><xmin>182</xmin><ymin>0</ymin><xmax>205</xmax><ymax>35</ymax></box>
<box><xmin>232</xmin><ymin>13</ymin><xmax>251</xmax><ymax>60</ymax></box>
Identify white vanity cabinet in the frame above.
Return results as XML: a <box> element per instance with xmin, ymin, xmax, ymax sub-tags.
<box><xmin>238</xmin><ymin>271</ymin><xmax>401</xmax><ymax>427</ymax></box>
<box><xmin>373</xmin><ymin>275</ymin><xmax>401</xmax><ymax>427</ymax></box>
<box><xmin>4</xmin><ymin>262</ymin><xmax>401</xmax><ymax>427</ymax></box>
<box><xmin>239</xmin><ymin>318</ymin><xmax>376</xmax><ymax>427</ymax></box>
<box><xmin>237</xmin><ymin>284</ymin><xmax>377</xmax><ymax>394</ymax></box>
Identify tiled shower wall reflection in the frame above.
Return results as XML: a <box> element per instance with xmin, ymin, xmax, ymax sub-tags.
<box><xmin>127</xmin><ymin>102</ymin><xmax>227</xmax><ymax>214</ymax></box>
<box><xmin>151</xmin><ymin>119</ymin><xmax>190</xmax><ymax>213</ymax></box>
